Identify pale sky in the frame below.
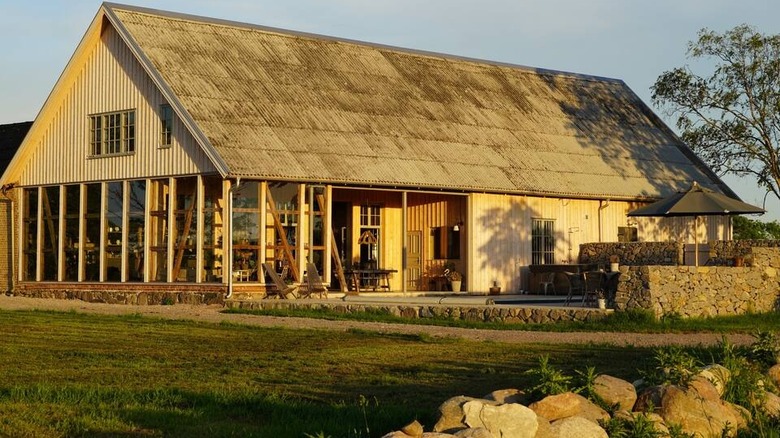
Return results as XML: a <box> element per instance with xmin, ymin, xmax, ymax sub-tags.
<box><xmin>2</xmin><ymin>0</ymin><xmax>779</xmax><ymax>219</ymax></box>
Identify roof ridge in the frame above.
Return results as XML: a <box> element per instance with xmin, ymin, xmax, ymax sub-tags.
<box><xmin>102</xmin><ymin>1</ymin><xmax>623</xmax><ymax>85</ymax></box>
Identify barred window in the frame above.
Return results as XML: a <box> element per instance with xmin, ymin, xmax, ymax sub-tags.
<box><xmin>532</xmin><ymin>218</ymin><xmax>555</xmax><ymax>265</ymax></box>
<box><xmin>89</xmin><ymin>110</ymin><xmax>135</xmax><ymax>156</ymax></box>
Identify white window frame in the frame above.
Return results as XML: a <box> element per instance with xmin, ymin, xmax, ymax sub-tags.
<box><xmin>89</xmin><ymin>110</ymin><xmax>135</xmax><ymax>157</ymax></box>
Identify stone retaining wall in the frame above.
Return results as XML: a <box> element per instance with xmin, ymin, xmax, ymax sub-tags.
<box><xmin>13</xmin><ymin>283</ymin><xmax>226</xmax><ymax>305</ymax></box>
<box><xmin>225</xmin><ymin>300</ymin><xmax>609</xmax><ymax>324</ymax></box>
<box><xmin>579</xmin><ymin>242</ymin><xmax>682</xmax><ymax>266</ymax></box>
<box><xmin>615</xmin><ymin>247</ymin><xmax>780</xmax><ymax>318</ymax></box>
<box><xmin>709</xmin><ymin>239</ymin><xmax>780</xmax><ymax>260</ymax></box>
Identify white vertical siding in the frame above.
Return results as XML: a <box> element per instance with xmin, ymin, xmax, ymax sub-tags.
<box><xmin>18</xmin><ymin>24</ymin><xmax>215</xmax><ymax>187</ymax></box>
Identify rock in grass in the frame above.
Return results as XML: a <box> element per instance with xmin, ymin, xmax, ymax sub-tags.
<box><xmin>593</xmin><ymin>374</ymin><xmax>637</xmax><ymax>411</ymax></box>
<box><xmin>659</xmin><ymin>385</ymin><xmax>745</xmax><ymax>437</ymax></box>
<box><xmin>453</xmin><ymin>427</ymin><xmax>492</xmax><ymax>437</ymax></box>
<box><xmin>549</xmin><ymin>416</ymin><xmax>608</xmax><ymax>438</ymax></box>
<box><xmin>483</xmin><ymin>388</ymin><xmax>527</xmax><ymax>405</ymax></box>
<box><xmin>432</xmin><ymin>396</ymin><xmax>497</xmax><ymax>433</ymax></box>
<box><xmin>462</xmin><ymin>400</ymin><xmax>538</xmax><ymax>438</ymax></box>
<box><xmin>401</xmin><ymin>420</ymin><xmax>424</xmax><ymax>437</ymax></box>
<box><xmin>697</xmin><ymin>364</ymin><xmax>731</xmax><ymax>396</ymax></box>
<box><xmin>528</xmin><ymin>392</ymin><xmax>609</xmax><ymax>423</ymax></box>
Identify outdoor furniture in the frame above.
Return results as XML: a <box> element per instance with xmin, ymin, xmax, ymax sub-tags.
<box><xmin>563</xmin><ymin>272</ymin><xmax>583</xmax><ymax>306</ymax></box>
<box><xmin>304</xmin><ymin>262</ymin><xmax>328</xmax><ymax>299</ymax></box>
<box><xmin>344</xmin><ymin>268</ymin><xmax>397</xmax><ymax>293</ymax></box>
<box><xmin>263</xmin><ymin>262</ymin><xmax>298</xmax><ymax>299</ymax></box>
<box><xmin>582</xmin><ymin>271</ymin><xmax>605</xmax><ymax>307</ymax></box>
<box><xmin>539</xmin><ymin>272</ymin><xmax>556</xmax><ymax>295</ymax></box>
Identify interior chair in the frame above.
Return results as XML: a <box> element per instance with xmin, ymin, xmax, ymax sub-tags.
<box><xmin>581</xmin><ymin>271</ymin><xmax>605</xmax><ymax>307</ymax></box>
<box><xmin>563</xmin><ymin>272</ymin><xmax>582</xmax><ymax>306</ymax></box>
<box><xmin>539</xmin><ymin>272</ymin><xmax>556</xmax><ymax>295</ymax></box>
<box><xmin>263</xmin><ymin>262</ymin><xmax>298</xmax><ymax>299</ymax></box>
<box><xmin>304</xmin><ymin>262</ymin><xmax>328</xmax><ymax>299</ymax></box>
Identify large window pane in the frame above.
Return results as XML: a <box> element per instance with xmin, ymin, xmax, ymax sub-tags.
<box><xmin>83</xmin><ymin>184</ymin><xmax>101</xmax><ymax>281</ymax></box>
<box><xmin>150</xmin><ymin>179</ymin><xmax>169</xmax><ymax>281</ymax></box>
<box><xmin>265</xmin><ymin>182</ymin><xmax>298</xmax><ymax>280</ymax></box>
<box><xmin>41</xmin><ymin>186</ymin><xmax>60</xmax><ymax>281</ymax></box>
<box><xmin>22</xmin><ymin>188</ymin><xmax>38</xmax><ymax>281</ymax></box>
<box><xmin>173</xmin><ymin>177</ymin><xmax>197</xmax><ymax>282</ymax></box>
<box><xmin>63</xmin><ymin>185</ymin><xmax>80</xmax><ymax>281</ymax></box>
<box><xmin>127</xmin><ymin>180</ymin><xmax>146</xmax><ymax>282</ymax></box>
<box><xmin>202</xmin><ymin>177</ymin><xmax>223</xmax><ymax>282</ymax></box>
<box><xmin>233</xmin><ymin>182</ymin><xmax>259</xmax><ymax>282</ymax></box>
<box><xmin>104</xmin><ymin>182</ymin><xmax>123</xmax><ymax>282</ymax></box>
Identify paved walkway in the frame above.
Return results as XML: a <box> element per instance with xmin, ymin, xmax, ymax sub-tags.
<box><xmin>0</xmin><ymin>294</ymin><xmax>754</xmax><ymax>347</ymax></box>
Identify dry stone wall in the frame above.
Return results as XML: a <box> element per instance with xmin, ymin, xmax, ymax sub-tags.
<box><xmin>579</xmin><ymin>242</ymin><xmax>683</xmax><ymax>266</ymax></box>
<box><xmin>615</xmin><ymin>247</ymin><xmax>780</xmax><ymax>318</ymax></box>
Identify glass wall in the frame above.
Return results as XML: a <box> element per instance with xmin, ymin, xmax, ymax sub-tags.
<box><xmin>104</xmin><ymin>182</ymin><xmax>123</xmax><ymax>281</ymax></box>
<box><xmin>265</xmin><ymin>182</ymin><xmax>299</xmax><ymax>280</ymax></box>
<box><xmin>83</xmin><ymin>184</ymin><xmax>101</xmax><ymax>281</ymax></box>
<box><xmin>232</xmin><ymin>182</ymin><xmax>260</xmax><ymax>281</ymax></box>
<box><xmin>173</xmin><ymin>177</ymin><xmax>197</xmax><ymax>282</ymax></box>
<box><xmin>126</xmin><ymin>180</ymin><xmax>146</xmax><ymax>282</ymax></box>
<box><xmin>22</xmin><ymin>188</ymin><xmax>38</xmax><ymax>281</ymax></box>
<box><xmin>149</xmin><ymin>179</ymin><xmax>170</xmax><ymax>282</ymax></box>
<box><xmin>202</xmin><ymin>177</ymin><xmax>223</xmax><ymax>282</ymax></box>
<box><xmin>63</xmin><ymin>185</ymin><xmax>80</xmax><ymax>281</ymax></box>
<box><xmin>41</xmin><ymin>186</ymin><xmax>60</xmax><ymax>281</ymax></box>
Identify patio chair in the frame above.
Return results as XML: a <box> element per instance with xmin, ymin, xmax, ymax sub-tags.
<box><xmin>563</xmin><ymin>272</ymin><xmax>582</xmax><ymax>306</ymax></box>
<box><xmin>303</xmin><ymin>262</ymin><xmax>328</xmax><ymax>299</ymax></box>
<box><xmin>582</xmin><ymin>271</ymin><xmax>605</xmax><ymax>307</ymax></box>
<box><xmin>263</xmin><ymin>262</ymin><xmax>298</xmax><ymax>299</ymax></box>
<box><xmin>539</xmin><ymin>272</ymin><xmax>556</xmax><ymax>295</ymax></box>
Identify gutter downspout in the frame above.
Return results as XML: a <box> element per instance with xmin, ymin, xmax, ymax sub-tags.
<box><xmin>226</xmin><ymin>177</ymin><xmax>241</xmax><ymax>299</ymax></box>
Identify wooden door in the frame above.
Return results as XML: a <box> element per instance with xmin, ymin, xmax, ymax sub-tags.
<box><xmin>406</xmin><ymin>231</ymin><xmax>422</xmax><ymax>290</ymax></box>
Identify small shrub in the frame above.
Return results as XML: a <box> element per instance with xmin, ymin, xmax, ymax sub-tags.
<box><xmin>524</xmin><ymin>355</ymin><xmax>572</xmax><ymax>400</ymax></box>
<box><xmin>643</xmin><ymin>346</ymin><xmax>700</xmax><ymax>387</ymax></box>
<box><xmin>747</xmin><ymin>330</ymin><xmax>780</xmax><ymax>369</ymax></box>
<box><xmin>574</xmin><ymin>366</ymin><xmax>611</xmax><ymax>412</ymax></box>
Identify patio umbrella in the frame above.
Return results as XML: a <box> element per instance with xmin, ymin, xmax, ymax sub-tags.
<box><xmin>628</xmin><ymin>181</ymin><xmax>765</xmax><ymax>265</ymax></box>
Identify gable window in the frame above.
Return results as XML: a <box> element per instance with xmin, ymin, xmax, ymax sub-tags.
<box><xmin>532</xmin><ymin>218</ymin><xmax>555</xmax><ymax>265</ymax></box>
<box><xmin>160</xmin><ymin>104</ymin><xmax>173</xmax><ymax>147</ymax></box>
<box><xmin>89</xmin><ymin>110</ymin><xmax>135</xmax><ymax>156</ymax></box>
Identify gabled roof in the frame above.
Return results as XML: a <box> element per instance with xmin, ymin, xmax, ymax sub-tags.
<box><xmin>0</xmin><ymin>122</ymin><xmax>32</xmax><ymax>174</ymax></box>
<box><xmin>5</xmin><ymin>2</ymin><xmax>732</xmax><ymax>201</ymax></box>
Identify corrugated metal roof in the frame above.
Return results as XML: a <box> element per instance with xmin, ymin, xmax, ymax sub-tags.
<box><xmin>106</xmin><ymin>3</ymin><xmax>729</xmax><ymax>200</ymax></box>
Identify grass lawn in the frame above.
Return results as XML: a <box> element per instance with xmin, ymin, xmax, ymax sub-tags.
<box><xmin>225</xmin><ymin>306</ymin><xmax>780</xmax><ymax>334</ymax></box>
<box><xmin>0</xmin><ymin>309</ymin><xmax>655</xmax><ymax>437</ymax></box>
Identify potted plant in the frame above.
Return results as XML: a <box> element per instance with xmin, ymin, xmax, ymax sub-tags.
<box><xmin>443</xmin><ymin>262</ymin><xmax>462</xmax><ymax>292</ymax></box>
<box><xmin>489</xmin><ymin>280</ymin><xmax>501</xmax><ymax>295</ymax></box>
<box><xmin>609</xmin><ymin>255</ymin><xmax>620</xmax><ymax>273</ymax></box>
<box><xmin>596</xmin><ymin>290</ymin><xmax>607</xmax><ymax>310</ymax></box>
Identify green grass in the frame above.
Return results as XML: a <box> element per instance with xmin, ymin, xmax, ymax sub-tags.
<box><xmin>224</xmin><ymin>306</ymin><xmax>780</xmax><ymax>333</ymax></box>
<box><xmin>0</xmin><ymin>309</ymin><xmax>653</xmax><ymax>437</ymax></box>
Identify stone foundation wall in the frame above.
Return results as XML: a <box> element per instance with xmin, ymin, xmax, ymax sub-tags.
<box><xmin>579</xmin><ymin>242</ymin><xmax>683</xmax><ymax>266</ymax></box>
<box><xmin>709</xmin><ymin>240</ymin><xmax>780</xmax><ymax>260</ymax></box>
<box><xmin>615</xmin><ymin>247</ymin><xmax>780</xmax><ymax>318</ymax></box>
<box><xmin>225</xmin><ymin>300</ymin><xmax>608</xmax><ymax>324</ymax></box>
<box><xmin>13</xmin><ymin>283</ymin><xmax>227</xmax><ymax>305</ymax></box>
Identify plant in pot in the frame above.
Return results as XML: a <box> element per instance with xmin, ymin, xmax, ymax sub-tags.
<box><xmin>443</xmin><ymin>262</ymin><xmax>462</xmax><ymax>292</ymax></box>
<box><xmin>489</xmin><ymin>280</ymin><xmax>501</xmax><ymax>295</ymax></box>
<box><xmin>596</xmin><ymin>289</ymin><xmax>607</xmax><ymax>310</ymax></box>
<box><xmin>609</xmin><ymin>255</ymin><xmax>620</xmax><ymax>272</ymax></box>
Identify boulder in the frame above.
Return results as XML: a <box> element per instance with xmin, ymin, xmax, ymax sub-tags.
<box><xmin>534</xmin><ymin>415</ymin><xmax>555</xmax><ymax>438</ymax></box>
<box><xmin>687</xmin><ymin>375</ymin><xmax>721</xmax><ymax>401</ymax></box>
<box><xmin>421</xmin><ymin>434</ymin><xmax>457</xmax><ymax>437</ymax></box>
<box><xmin>593</xmin><ymin>374</ymin><xmax>637</xmax><ymax>411</ymax></box>
<box><xmin>381</xmin><ymin>432</ymin><xmax>414</xmax><ymax>438</ymax></box>
<box><xmin>529</xmin><ymin>392</ymin><xmax>609</xmax><ymax>424</ymax></box>
<box><xmin>453</xmin><ymin>428</ymin><xmax>492</xmax><ymax>438</ymax></box>
<box><xmin>697</xmin><ymin>364</ymin><xmax>731</xmax><ymax>396</ymax></box>
<box><xmin>401</xmin><ymin>420</ymin><xmax>424</xmax><ymax>437</ymax></box>
<box><xmin>660</xmin><ymin>385</ymin><xmax>745</xmax><ymax>437</ymax></box>
<box><xmin>433</xmin><ymin>396</ymin><xmax>496</xmax><ymax>433</ymax></box>
<box><xmin>483</xmin><ymin>388</ymin><xmax>527</xmax><ymax>405</ymax></box>
<box><xmin>549</xmin><ymin>416</ymin><xmax>608</xmax><ymax>438</ymax></box>
<box><xmin>633</xmin><ymin>385</ymin><xmax>668</xmax><ymax>412</ymax></box>
<box><xmin>761</xmin><ymin>390</ymin><xmax>780</xmax><ymax>418</ymax></box>
<box><xmin>615</xmin><ymin>411</ymin><xmax>669</xmax><ymax>436</ymax></box>
<box><xmin>462</xmin><ymin>400</ymin><xmax>538</xmax><ymax>438</ymax></box>
<box><xmin>767</xmin><ymin>364</ymin><xmax>780</xmax><ymax>390</ymax></box>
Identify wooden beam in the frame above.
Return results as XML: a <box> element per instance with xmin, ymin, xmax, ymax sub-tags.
<box><xmin>171</xmin><ymin>201</ymin><xmax>195</xmax><ymax>281</ymax></box>
<box><xmin>265</xmin><ymin>187</ymin><xmax>299</xmax><ymax>281</ymax></box>
<box><xmin>316</xmin><ymin>193</ymin><xmax>347</xmax><ymax>292</ymax></box>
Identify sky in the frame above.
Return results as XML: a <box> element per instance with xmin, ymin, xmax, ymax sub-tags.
<box><xmin>2</xmin><ymin>0</ymin><xmax>780</xmax><ymax>219</ymax></box>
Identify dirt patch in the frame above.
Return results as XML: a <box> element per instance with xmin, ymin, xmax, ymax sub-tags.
<box><xmin>0</xmin><ymin>294</ymin><xmax>753</xmax><ymax>347</ymax></box>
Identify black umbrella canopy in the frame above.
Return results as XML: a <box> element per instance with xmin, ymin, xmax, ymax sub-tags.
<box><xmin>628</xmin><ymin>182</ymin><xmax>765</xmax><ymax>217</ymax></box>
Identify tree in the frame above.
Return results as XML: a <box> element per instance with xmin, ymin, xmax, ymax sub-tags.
<box><xmin>652</xmin><ymin>25</ymin><xmax>780</xmax><ymax>202</ymax></box>
<box><xmin>732</xmin><ymin>215</ymin><xmax>780</xmax><ymax>240</ymax></box>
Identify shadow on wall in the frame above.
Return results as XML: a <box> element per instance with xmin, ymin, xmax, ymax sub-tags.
<box><xmin>477</xmin><ymin>201</ymin><xmax>573</xmax><ymax>292</ymax></box>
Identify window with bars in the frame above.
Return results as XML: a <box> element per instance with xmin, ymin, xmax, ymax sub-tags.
<box><xmin>89</xmin><ymin>110</ymin><xmax>135</xmax><ymax>156</ymax></box>
<box><xmin>532</xmin><ymin>219</ymin><xmax>555</xmax><ymax>265</ymax></box>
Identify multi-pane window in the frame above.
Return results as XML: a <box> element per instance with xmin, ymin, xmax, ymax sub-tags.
<box><xmin>89</xmin><ymin>110</ymin><xmax>135</xmax><ymax>156</ymax></box>
<box><xmin>532</xmin><ymin>219</ymin><xmax>555</xmax><ymax>265</ymax></box>
<box><xmin>41</xmin><ymin>186</ymin><xmax>60</xmax><ymax>281</ymax></box>
<box><xmin>160</xmin><ymin>104</ymin><xmax>173</xmax><ymax>147</ymax></box>
<box><xmin>359</xmin><ymin>205</ymin><xmax>380</xmax><ymax>268</ymax></box>
<box><xmin>104</xmin><ymin>182</ymin><xmax>123</xmax><ymax>282</ymax></box>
